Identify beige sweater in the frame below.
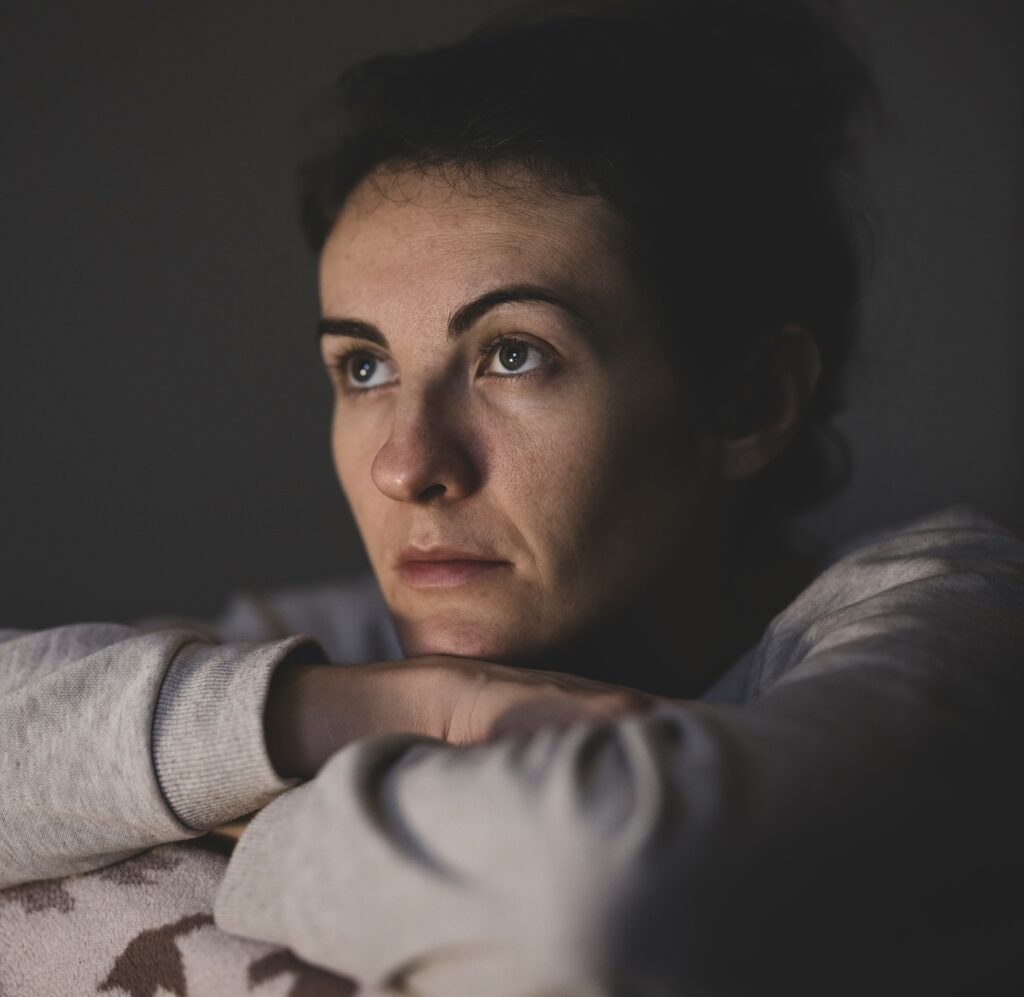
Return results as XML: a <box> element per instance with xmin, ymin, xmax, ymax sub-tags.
<box><xmin>1</xmin><ymin>506</ymin><xmax>1022</xmax><ymax>996</ymax></box>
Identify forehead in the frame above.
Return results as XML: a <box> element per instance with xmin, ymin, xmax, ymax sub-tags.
<box><xmin>318</xmin><ymin>167</ymin><xmax>636</xmax><ymax>318</ymax></box>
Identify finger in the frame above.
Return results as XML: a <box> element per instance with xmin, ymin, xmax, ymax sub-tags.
<box><xmin>486</xmin><ymin>692</ymin><xmax>640</xmax><ymax>742</ymax></box>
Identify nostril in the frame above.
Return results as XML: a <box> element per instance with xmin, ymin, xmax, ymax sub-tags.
<box><xmin>417</xmin><ymin>483</ymin><xmax>447</xmax><ymax>502</ymax></box>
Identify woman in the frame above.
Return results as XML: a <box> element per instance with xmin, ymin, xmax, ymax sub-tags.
<box><xmin>2</xmin><ymin>1</ymin><xmax>1022</xmax><ymax>995</ymax></box>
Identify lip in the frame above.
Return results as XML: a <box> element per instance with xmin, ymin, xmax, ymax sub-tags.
<box><xmin>396</xmin><ymin>546</ymin><xmax>510</xmax><ymax>588</ymax></box>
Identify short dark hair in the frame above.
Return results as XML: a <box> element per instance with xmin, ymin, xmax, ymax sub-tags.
<box><xmin>298</xmin><ymin>0</ymin><xmax>879</xmax><ymax>533</ymax></box>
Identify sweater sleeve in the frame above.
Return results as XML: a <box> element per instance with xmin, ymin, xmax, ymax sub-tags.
<box><xmin>0</xmin><ymin>623</ymin><xmax>321</xmax><ymax>889</ymax></box>
<box><xmin>214</xmin><ymin>513</ymin><xmax>1024</xmax><ymax>997</ymax></box>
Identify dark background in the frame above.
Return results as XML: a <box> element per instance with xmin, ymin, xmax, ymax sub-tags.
<box><xmin>2</xmin><ymin>1</ymin><xmax>1021</xmax><ymax>629</ymax></box>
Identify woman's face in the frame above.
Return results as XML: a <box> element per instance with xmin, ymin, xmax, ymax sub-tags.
<box><xmin>319</xmin><ymin>168</ymin><xmax>721</xmax><ymax>662</ymax></box>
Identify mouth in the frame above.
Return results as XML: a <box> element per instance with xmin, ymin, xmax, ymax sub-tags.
<box><xmin>395</xmin><ymin>546</ymin><xmax>511</xmax><ymax>589</ymax></box>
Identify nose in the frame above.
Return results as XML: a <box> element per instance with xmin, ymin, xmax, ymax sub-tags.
<box><xmin>370</xmin><ymin>389</ymin><xmax>481</xmax><ymax>503</ymax></box>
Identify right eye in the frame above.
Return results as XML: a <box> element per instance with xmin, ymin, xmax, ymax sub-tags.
<box><xmin>335</xmin><ymin>350</ymin><xmax>399</xmax><ymax>392</ymax></box>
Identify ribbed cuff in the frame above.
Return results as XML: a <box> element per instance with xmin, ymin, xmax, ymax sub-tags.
<box><xmin>152</xmin><ymin>635</ymin><xmax>323</xmax><ymax>830</ymax></box>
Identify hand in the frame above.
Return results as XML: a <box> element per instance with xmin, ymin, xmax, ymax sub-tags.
<box><xmin>265</xmin><ymin>655</ymin><xmax>666</xmax><ymax>779</ymax></box>
<box><xmin>431</xmin><ymin>656</ymin><xmax>663</xmax><ymax>746</ymax></box>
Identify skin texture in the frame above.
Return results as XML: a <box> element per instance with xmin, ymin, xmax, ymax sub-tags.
<box><xmin>318</xmin><ymin>167</ymin><xmax>731</xmax><ymax>676</ymax></box>
<box><xmin>265</xmin><ymin>655</ymin><xmax>661</xmax><ymax>778</ymax></box>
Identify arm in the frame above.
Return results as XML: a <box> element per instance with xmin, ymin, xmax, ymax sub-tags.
<box><xmin>215</xmin><ymin>526</ymin><xmax>1024</xmax><ymax>996</ymax></box>
<box><xmin>0</xmin><ymin>603</ymin><xmax>639</xmax><ymax>887</ymax></box>
<box><xmin>0</xmin><ymin>622</ymin><xmax>320</xmax><ymax>887</ymax></box>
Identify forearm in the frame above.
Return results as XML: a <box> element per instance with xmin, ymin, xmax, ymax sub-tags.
<box><xmin>0</xmin><ymin>624</ymin><xmax>320</xmax><ymax>888</ymax></box>
<box><xmin>219</xmin><ymin>661</ymin><xmax>1024</xmax><ymax>997</ymax></box>
<box><xmin>215</xmin><ymin>569</ymin><xmax>1024</xmax><ymax>996</ymax></box>
<box><xmin>263</xmin><ymin>658</ymin><xmax>453</xmax><ymax>779</ymax></box>
<box><xmin>1</xmin><ymin>619</ymin><xmax>620</xmax><ymax>887</ymax></box>
<box><xmin>262</xmin><ymin>654</ymin><xmax>655</xmax><ymax>779</ymax></box>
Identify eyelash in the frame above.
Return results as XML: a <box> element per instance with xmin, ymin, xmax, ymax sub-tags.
<box><xmin>327</xmin><ymin>334</ymin><xmax>555</xmax><ymax>393</ymax></box>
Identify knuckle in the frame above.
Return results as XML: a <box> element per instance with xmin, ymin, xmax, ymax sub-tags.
<box><xmin>593</xmin><ymin>689</ymin><xmax>645</xmax><ymax>714</ymax></box>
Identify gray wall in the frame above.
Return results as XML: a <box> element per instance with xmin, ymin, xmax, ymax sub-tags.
<box><xmin>2</xmin><ymin>1</ymin><xmax>1021</xmax><ymax>628</ymax></box>
<box><xmin>801</xmin><ymin>0</ymin><xmax>1024</xmax><ymax>548</ymax></box>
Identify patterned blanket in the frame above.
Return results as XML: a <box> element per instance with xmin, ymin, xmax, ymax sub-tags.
<box><xmin>0</xmin><ymin>837</ymin><xmax>354</xmax><ymax>997</ymax></box>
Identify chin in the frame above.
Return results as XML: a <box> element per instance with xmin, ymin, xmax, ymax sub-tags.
<box><xmin>396</xmin><ymin>611</ymin><xmax>538</xmax><ymax>663</ymax></box>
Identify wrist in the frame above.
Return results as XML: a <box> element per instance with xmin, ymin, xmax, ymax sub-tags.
<box><xmin>264</xmin><ymin>661</ymin><xmax>324</xmax><ymax>779</ymax></box>
<box><xmin>264</xmin><ymin>659</ymin><xmax>453</xmax><ymax>779</ymax></box>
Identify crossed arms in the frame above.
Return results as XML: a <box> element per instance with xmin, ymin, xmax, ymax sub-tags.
<box><xmin>2</xmin><ymin>510</ymin><xmax>1022</xmax><ymax>995</ymax></box>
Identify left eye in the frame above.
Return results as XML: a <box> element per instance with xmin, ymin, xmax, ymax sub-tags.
<box><xmin>483</xmin><ymin>339</ymin><xmax>546</xmax><ymax>376</ymax></box>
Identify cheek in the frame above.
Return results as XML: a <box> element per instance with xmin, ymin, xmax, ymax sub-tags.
<box><xmin>485</xmin><ymin>383</ymin><xmax>606</xmax><ymax>485</ymax></box>
<box><xmin>330</xmin><ymin>411</ymin><xmax>386</xmax><ymax>534</ymax></box>
<box><xmin>483</xmin><ymin>392</ymin><xmax>629</xmax><ymax>567</ymax></box>
<box><xmin>499</xmin><ymin>383</ymin><xmax>703</xmax><ymax>596</ymax></box>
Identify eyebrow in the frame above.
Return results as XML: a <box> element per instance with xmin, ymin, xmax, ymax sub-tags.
<box><xmin>317</xmin><ymin>283</ymin><xmax>588</xmax><ymax>348</ymax></box>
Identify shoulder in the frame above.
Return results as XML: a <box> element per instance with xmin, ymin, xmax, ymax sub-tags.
<box><xmin>818</xmin><ymin>504</ymin><xmax>1023</xmax><ymax>573</ymax></box>
<box><xmin>720</xmin><ymin>505</ymin><xmax>1024</xmax><ymax>703</ymax></box>
<box><xmin>211</xmin><ymin>573</ymin><xmax>402</xmax><ymax>664</ymax></box>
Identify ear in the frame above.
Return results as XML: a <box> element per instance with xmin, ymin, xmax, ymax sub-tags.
<box><xmin>719</xmin><ymin>323</ymin><xmax>822</xmax><ymax>482</ymax></box>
